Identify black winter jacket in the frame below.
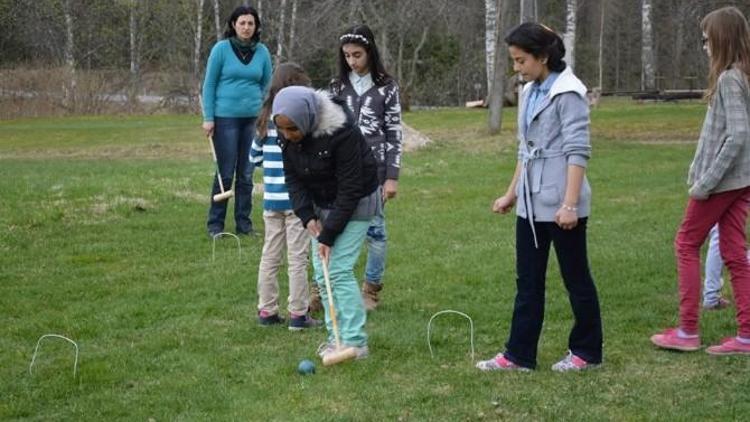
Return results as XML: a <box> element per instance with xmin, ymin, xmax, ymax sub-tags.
<box><xmin>280</xmin><ymin>91</ymin><xmax>378</xmax><ymax>246</ymax></box>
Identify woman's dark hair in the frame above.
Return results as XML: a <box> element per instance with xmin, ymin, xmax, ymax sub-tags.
<box><xmin>335</xmin><ymin>24</ymin><xmax>393</xmax><ymax>86</ymax></box>
<box><xmin>223</xmin><ymin>5</ymin><xmax>261</xmax><ymax>42</ymax></box>
<box><xmin>504</xmin><ymin>22</ymin><xmax>566</xmax><ymax>72</ymax></box>
<box><xmin>257</xmin><ymin>62</ymin><xmax>312</xmax><ymax>138</ymax></box>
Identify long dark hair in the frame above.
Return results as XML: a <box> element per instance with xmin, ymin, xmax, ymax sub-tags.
<box><xmin>335</xmin><ymin>24</ymin><xmax>393</xmax><ymax>87</ymax></box>
<box><xmin>504</xmin><ymin>22</ymin><xmax>566</xmax><ymax>72</ymax></box>
<box><xmin>701</xmin><ymin>6</ymin><xmax>750</xmax><ymax>100</ymax></box>
<box><xmin>257</xmin><ymin>63</ymin><xmax>312</xmax><ymax>139</ymax></box>
<box><xmin>223</xmin><ymin>5</ymin><xmax>262</xmax><ymax>42</ymax></box>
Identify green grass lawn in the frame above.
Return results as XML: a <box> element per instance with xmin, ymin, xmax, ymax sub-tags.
<box><xmin>2</xmin><ymin>98</ymin><xmax>749</xmax><ymax>420</ymax></box>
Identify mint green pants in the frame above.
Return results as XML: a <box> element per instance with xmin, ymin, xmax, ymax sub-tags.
<box><xmin>311</xmin><ymin>220</ymin><xmax>369</xmax><ymax>347</ymax></box>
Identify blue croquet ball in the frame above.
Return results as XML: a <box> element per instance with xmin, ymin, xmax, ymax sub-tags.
<box><xmin>297</xmin><ymin>359</ymin><xmax>315</xmax><ymax>375</ymax></box>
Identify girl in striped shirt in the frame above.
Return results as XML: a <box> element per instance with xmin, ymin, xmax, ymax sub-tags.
<box><xmin>251</xmin><ymin>63</ymin><xmax>322</xmax><ymax>330</ymax></box>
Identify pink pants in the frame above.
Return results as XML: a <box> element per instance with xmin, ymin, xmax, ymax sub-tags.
<box><xmin>674</xmin><ymin>186</ymin><xmax>750</xmax><ymax>337</ymax></box>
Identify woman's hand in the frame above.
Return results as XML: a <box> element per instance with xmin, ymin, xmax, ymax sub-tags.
<box><xmin>318</xmin><ymin>243</ymin><xmax>331</xmax><ymax>263</ymax></box>
<box><xmin>555</xmin><ymin>205</ymin><xmax>579</xmax><ymax>230</ymax></box>
<box><xmin>202</xmin><ymin>121</ymin><xmax>215</xmax><ymax>138</ymax></box>
<box><xmin>306</xmin><ymin>219</ymin><xmax>321</xmax><ymax>238</ymax></box>
<box><xmin>491</xmin><ymin>195</ymin><xmax>516</xmax><ymax>214</ymax></box>
<box><xmin>383</xmin><ymin>179</ymin><xmax>398</xmax><ymax>202</ymax></box>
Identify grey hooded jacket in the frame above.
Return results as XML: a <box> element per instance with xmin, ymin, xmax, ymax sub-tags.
<box><xmin>515</xmin><ymin>66</ymin><xmax>593</xmax><ymax>223</ymax></box>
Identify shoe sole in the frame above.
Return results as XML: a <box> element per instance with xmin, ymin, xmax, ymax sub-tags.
<box><xmin>706</xmin><ymin>348</ymin><xmax>750</xmax><ymax>355</ymax></box>
<box><xmin>552</xmin><ymin>364</ymin><xmax>601</xmax><ymax>372</ymax></box>
<box><xmin>288</xmin><ymin>324</ymin><xmax>323</xmax><ymax>331</ymax></box>
<box><xmin>650</xmin><ymin>336</ymin><xmax>701</xmax><ymax>352</ymax></box>
<box><xmin>476</xmin><ymin>361</ymin><xmax>532</xmax><ymax>372</ymax></box>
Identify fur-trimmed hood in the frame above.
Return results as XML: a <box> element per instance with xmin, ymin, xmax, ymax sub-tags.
<box><xmin>272</xmin><ymin>87</ymin><xmax>348</xmax><ymax>138</ymax></box>
<box><xmin>311</xmin><ymin>90</ymin><xmax>348</xmax><ymax>138</ymax></box>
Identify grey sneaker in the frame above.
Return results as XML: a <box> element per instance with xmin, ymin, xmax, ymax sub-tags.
<box><xmin>551</xmin><ymin>351</ymin><xmax>600</xmax><ymax>372</ymax></box>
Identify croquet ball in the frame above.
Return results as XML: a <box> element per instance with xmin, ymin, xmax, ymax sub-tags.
<box><xmin>297</xmin><ymin>359</ymin><xmax>316</xmax><ymax>375</ymax></box>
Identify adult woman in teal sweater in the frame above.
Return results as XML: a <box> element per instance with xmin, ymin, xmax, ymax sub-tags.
<box><xmin>202</xmin><ymin>5</ymin><xmax>272</xmax><ymax>237</ymax></box>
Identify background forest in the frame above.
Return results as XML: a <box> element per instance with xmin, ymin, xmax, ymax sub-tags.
<box><xmin>1</xmin><ymin>0</ymin><xmax>749</xmax><ymax>117</ymax></box>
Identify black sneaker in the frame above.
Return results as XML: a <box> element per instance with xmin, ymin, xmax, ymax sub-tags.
<box><xmin>258</xmin><ymin>312</ymin><xmax>285</xmax><ymax>326</ymax></box>
<box><xmin>288</xmin><ymin>314</ymin><xmax>323</xmax><ymax>331</ymax></box>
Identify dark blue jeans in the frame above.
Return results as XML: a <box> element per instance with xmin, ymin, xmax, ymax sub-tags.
<box><xmin>504</xmin><ymin>217</ymin><xmax>603</xmax><ymax>369</ymax></box>
<box><xmin>206</xmin><ymin>116</ymin><xmax>256</xmax><ymax>233</ymax></box>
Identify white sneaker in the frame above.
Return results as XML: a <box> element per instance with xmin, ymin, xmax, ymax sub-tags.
<box><xmin>317</xmin><ymin>343</ymin><xmax>369</xmax><ymax>360</ymax></box>
<box><xmin>551</xmin><ymin>351</ymin><xmax>600</xmax><ymax>372</ymax></box>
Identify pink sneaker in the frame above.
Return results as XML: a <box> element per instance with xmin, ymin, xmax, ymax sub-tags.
<box><xmin>551</xmin><ymin>351</ymin><xmax>600</xmax><ymax>372</ymax></box>
<box><xmin>650</xmin><ymin>328</ymin><xmax>701</xmax><ymax>351</ymax></box>
<box><xmin>706</xmin><ymin>337</ymin><xmax>750</xmax><ymax>355</ymax></box>
<box><xmin>476</xmin><ymin>353</ymin><xmax>531</xmax><ymax>372</ymax></box>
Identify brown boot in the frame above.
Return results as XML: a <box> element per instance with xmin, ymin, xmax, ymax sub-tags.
<box><xmin>362</xmin><ymin>282</ymin><xmax>383</xmax><ymax>311</ymax></box>
<box><xmin>309</xmin><ymin>284</ymin><xmax>323</xmax><ymax>314</ymax></box>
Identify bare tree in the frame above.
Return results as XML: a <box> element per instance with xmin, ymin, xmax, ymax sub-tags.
<box><xmin>275</xmin><ymin>0</ymin><xmax>288</xmax><ymax>63</ymax></box>
<box><xmin>641</xmin><ymin>0</ymin><xmax>656</xmax><ymax>91</ymax></box>
<box><xmin>213</xmin><ymin>0</ymin><xmax>221</xmax><ymax>40</ymax></box>
<box><xmin>194</xmin><ymin>0</ymin><xmax>205</xmax><ymax>86</ymax></box>
<box><xmin>128</xmin><ymin>0</ymin><xmax>141</xmax><ymax>106</ymax></box>
<box><xmin>520</xmin><ymin>0</ymin><xmax>535</xmax><ymax>23</ymax></box>
<box><xmin>62</xmin><ymin>0</ymin><xmax>76</xmax><ymax>109</ymax></box>
<box><xmin>563</xmin><ymin>0</ymin><xmax>577</xmax><ymax>71</ymax></box>
<box><xmin>288</xmin><ymin>0</ymin><xmax>298</xmax><ymax>60</ymax></box>
<box><xmin>489</xmin><ymin>0</ymin><xmax>509</xmax><ymax>134</ymax></box>
<box><xmin>485</xmin><ymin>0</ymin><xmax>498</xmax><ymax>98</ymax></box>
<box><xmin>598</xmin><ymin>0</ymin><xmax>605</xmax><ymax>89</ymax></box>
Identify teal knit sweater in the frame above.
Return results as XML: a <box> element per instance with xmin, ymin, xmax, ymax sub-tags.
<box><xmin>201</xmin><ymin>40</ymin><xmax>272</xmax><ymax>121</ymax></box>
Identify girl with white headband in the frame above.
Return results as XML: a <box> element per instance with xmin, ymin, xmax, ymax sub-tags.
<box><xmin>330</xmin><ymin>24</ymin><xmax>403</xmax><ymax>311</ymax></box>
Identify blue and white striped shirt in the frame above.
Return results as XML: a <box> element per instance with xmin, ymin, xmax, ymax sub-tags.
<box><xmin>250</xmin><ymin>122</ymin><xmax>292</xmax><ymax>211</ymax></box>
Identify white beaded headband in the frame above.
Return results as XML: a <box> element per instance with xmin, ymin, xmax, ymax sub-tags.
<box><xmin>339</xmin><ymin>33</ymin><xmax>369</xmax><ymax>45</ymax></box>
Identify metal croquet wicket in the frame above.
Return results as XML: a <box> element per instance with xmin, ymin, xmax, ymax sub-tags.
<box><xmin>29</xmin><ymin>334</ymin><xmax>79</xmax><ymax>378</ymax></box>
<box><xmin>212</xmin><ymin>232</ymin><xmax>242</xmax><ymax>262</ymax></box>
<box><xmin>427</xmin><ymin>310</ymin><xmax>475</xmax><ymax>362</ymax></box>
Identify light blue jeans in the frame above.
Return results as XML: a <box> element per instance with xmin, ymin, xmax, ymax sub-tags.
<box><xmin>364</xmin><ymin>208</ymin><xmax>387</xmax><ymax>284</ymax></box>
<box><xmin>311</xmin><ymin>220</ymin><xmax>369</xmax><ymax>347</ymax></box>
<box><xmin>704</xmin><ymin>224</ymin><xmax>724</xmax><ymax>307</ymax></box>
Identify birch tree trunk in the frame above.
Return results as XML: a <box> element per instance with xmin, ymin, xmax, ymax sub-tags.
<box><xmin>194</xmin><ymin>0</ymin><xmax>205</xmax><ymax>92</ymax></box>
<box><xmin>129</xmin><ymin>0</ymin><xmax>140</xmax><ymax>106</ymax></box>
<box><xmin>62</xmin><ymin>0</ymin><xmax>76</xmax><ymax>109</ymax></box>
<box><xmin>563</xmin><ymin>0</ymin><xmax>577</xmax><ymax>71</ymax></box>
<box><xmin>275</xmin><ymin>0</ymin><xmax>288</xmax><ymax>64</ymax></box>
<box><xmin>520</xmin><ymin>0</ymin><xmax>535</xmax><ymax>24</ymax></box>
<box><xmin>598</xmin><ymin>0</ymin><xmax>605</xmax><ymax>89</ymax></box>
<box><xmin>489</xmin><ymin>0</ymin><xmax>508</xmax><ymax>134</ymax></box>
<box><xmin>485</xmin><ymin>0</ymin><xmax>498</xmax><ymax>99</ymax></box>
<box><xmin>288</xmin><ymin>0</ymin><xmax>298</xmax><ymax>60</ymax></box>
<box><xmin>213</xmin><ymin>0</ymin><xmax>221</xmax><ymax>40</ymax></box>
<box><xmin>641</xmin><ymin>0</ymin><xmax>656</xmax><ymax>91</ymax></box>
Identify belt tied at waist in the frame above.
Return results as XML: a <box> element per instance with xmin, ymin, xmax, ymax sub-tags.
<box><xmin>520</xmin><ymin>146</ymin><xmax>565</xmax><ymax>248</ymax></box>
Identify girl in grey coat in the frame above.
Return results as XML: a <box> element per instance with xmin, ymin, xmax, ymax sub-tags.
<box><xmin>476</xmin><ymin>23</ymin><xmax>602</xmax><ymax>372</ymax></box>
